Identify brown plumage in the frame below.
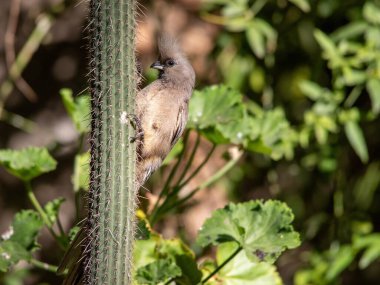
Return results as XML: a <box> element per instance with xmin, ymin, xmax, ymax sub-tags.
<box><xmin>136</xmin><ymin>36</ymin><xmax>195</xmax><ymax>187</ymax></box>
<box><xmin>59</xmin><ymin>37</ymin><xmax>195</xmax><ymax>284</ymax></box>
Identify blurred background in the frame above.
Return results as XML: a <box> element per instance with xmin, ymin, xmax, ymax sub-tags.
<box><xmin>1</xmin><ymin>0</ymin><xmax>380</xmax><ymax>284</ymax></box>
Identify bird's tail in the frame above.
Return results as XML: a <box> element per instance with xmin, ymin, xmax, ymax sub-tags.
<box><xmin>57</xmin><ymin>227</ymin><xmax>86</xmax><ymax>285</ymax></box>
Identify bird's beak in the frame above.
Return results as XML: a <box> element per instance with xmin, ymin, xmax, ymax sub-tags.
<box><xmin>150</xmin><ymin>61</ymin><xmax>164</xmax><ymax>70</ymax></box>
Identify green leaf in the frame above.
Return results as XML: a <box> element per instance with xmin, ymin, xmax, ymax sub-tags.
<box><xmin>72</xmin><ymin>152</ymin><xmax>90</xmax><ymax>192</ymax></box>
<box><xmin>8</xmin><ymin>210</ymin><xmax>43</xmax><ymax>251</ymax></box>
<box><xmin>289</xmin><ymin>0</ymin><xmax>310</xmax><ymax>12</ymax></box>
<box><xmin>299</xmin><ymin>80</ymin><xmax>325</xmax><ymax>100</ymax></box>
<box><xmin>0</xmin><ymin>147</ymin><xmax>57</xmax><ymax>181</ymax></box>
<box><xmin>344</xmin><ymin>121</ymin><xmax>369</xmax><ymax>163</ymax></box>
<box><xmin>44</xmin><ymin>198</ymin><xmax>65</xmax><ymax>224</ymax></box>
<box><xmin>0</xmin><ymin>241</ymin><xmax>30</xmax><ymax>272</ymax></box>
<box><xmin>188</xmin><ymin>85</ymin><xmax>246</xmax><ymax>145</ymax></box>
<box><xmin>135</xmin><ymin>259</ymin><xmax>182</xmax><ymax>285</ymax></box>
<box><xmin>330</xmin><ymin>21</ymin><xmax>368</xmax><ymax>42</ymax></box>
<box><xmin>162</xmin><ymin>139</ymin><xmax>183</xmax><ymax>166</ymax></box>
<box><xmin>354</xmin><ymin>233</ymin><xmax>380</xmax><ymax>269</ymax></box>
<box><xmin>134</xmin><ymin>232</ymin><xmax>202</xmax><ymax>285</ymax></box>
<box><xmin>325</xmin><ymin>245</ymin><xmax>356</xmax><ymax>281</ymax></box>
<box><xmin>363</xmin><ymin>2</ymin><xmax>380</xmax><ymax>25</ymax></box>
<box><xmin>60</xmin><ymin>88</ymin><xmax>90</xmax><ymax>134</ymax></box>
<box><xmin>366</xmin><ymin>78</ymin><xmax>380</xmax><ymax>115</ymax></box>
<box><xmin>246</xmin><ymin>25</ymin><xmax>265</xmax><ymax>58</ymax></box>
<box><xmin>314</xmin><ymin>29</ymin><xmax>342</xmax><ymax>67</ymax></box>
<box><xmin>209</xmin><ymin>242</ymin><xmax>282</xmax><ymax>285</ymax></box>
<box><xmin>197</xmin><ymin>200</ymin><xmax>300</xmax><ymax>263</ymax></box>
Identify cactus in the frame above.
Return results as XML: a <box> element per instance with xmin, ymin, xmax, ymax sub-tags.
<box><xmin>86</xmin><ymin>0</ymin><xmax>137</xmax><ymax>284</ymax></box>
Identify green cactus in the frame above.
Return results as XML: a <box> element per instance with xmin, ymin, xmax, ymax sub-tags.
<box><xmin>86</xmin><ymin>0</ymin><xmax>137</xmax><ymax>284</ymax></box>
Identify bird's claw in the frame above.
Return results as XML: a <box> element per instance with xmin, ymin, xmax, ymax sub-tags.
<box><xmin>130</xmin><ymin>131</ymin><xmax>144</xmax><ymax>143</ymax></box>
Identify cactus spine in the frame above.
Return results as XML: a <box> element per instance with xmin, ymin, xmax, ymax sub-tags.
<box><xmin>87</xmin><ymin>0</ymin><xmax>137</xmax><ymax>284</ymax></box>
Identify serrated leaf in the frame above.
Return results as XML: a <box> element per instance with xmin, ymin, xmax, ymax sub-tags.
<box><xmin>72</xmin><ymin>152</ymin><xmax>90</xmax><ymax>192</ymax></box>
<box><xmin>208</xmin><ymin>242</ymin><xmax>282</xmax><ymax>285</ymax></box>
<box><xmin>9</xmin><ymin>210</ymin><xmax>43</xmax><ymax>251</ymax></box>
<box><xmin>197</xmin><ymin>200</ymin><xmax>300</xmax><ymax>263</ymax></box>
<box><xmin>0</xmin><ymin>241</ymin><xmax>30</xmax><ymax>272</ymax></box>
<box><xmin>134</xmin><ymin>231</ymin><xmax>201</xmax><ymax>285</ymax></box>
<box><xmin>366</xmin><ymin>78</ymin><xmax>380</xmax><ymax>115</ymax></box>
<box><xmin>0</xmin><ymin>147</ymin><xmax>57</xmax><ymax>181</ymax></box>
<box><xmin>135</xmin><ymin>259</ymin><xmax>182</xmax><ymax>285</ymax></box>
<box><xmin>188</xmin><ymin>85</ymin><xmax>246</xmax><ymax>145</ymax></box>
<box><xmin>289</xmin><ymin>0</ymin><xmax>310</xmax><ymax>12</ymax></box>
<box><xmin>344</xmin><ymin>121</ymin><xmax>369</xmax><ymax>163</ymax></box>
<box><xmin>44</xmin><ymin>198</ymin><xmax>65</xmax><ymax>224</ymax></box>
<box><xmin>60</xmin><ymin>89</ymin><xmax>90</xmax><ymax>134</ymax></box>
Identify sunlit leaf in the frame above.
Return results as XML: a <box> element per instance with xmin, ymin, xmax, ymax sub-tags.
<box><xmin>188</xmin><ymin>85</ymin><xmax>247</xmax><ymax>145</ymax></box>
<box><xmin>44</xmin><ymin>198</ymin><xmax>65</xmax><ymax>224</ymax></box>
<box><xmin>207</xmin><ymin>242</ymin><xmax>282</xmax><ymax>285</ymax></box>
<box><xmin>344</xmin><ymin>121</ymin><xmax>369</xmax><ymax>163</ymax></box>
<box><xmin>0</xmin><ymin>241</ymin><xmax>30</xmax><ymax>272</ymax></box>
<box><xmin>197</xmin><ymin>200</ymin><xmax>300</xmax><ymax>263</ymax></box>
<box><xmin>136</xmin><ymin>259</ymin><xmax>181</xmax><ymax>285</ymax></box>
<box><xmin>9</xmin><ymin>210</ymin><xmax>43</xmax><ymax>251</ymax></box>
<box><xmin>289</xmin><ymin>0</ymin><xmax>310</xmax><ymax>12</ymax></box>
<box><xmin>72</xmin><ymin>152</ymin><xmax>90</xmax><ymax>192</ymax></box>
<box><xmin>325</xmin><ymin>245</ymin><xmax>356</xmax><ymax>281</ymax></box>
<box><xmin>366</xmin><ymin>78</ymin><xmax>380</xmax><ymax>115</ymax></box>
<box><xmin>60</xmin><ymin>89</ymin><xmax>90</xmax><ymax>134</ymax></box>
<box><xmin>134</xmin><ymin>232</ymin><xmax>202</xmax><ymax>285</ymax></box>
<box><xmin>354</xmin><ymin>233</ymin><xmax>380</xmax><ymax>269</ymax></box>
<box><xmin>246</xmin><ymin>24</ymin><xmax>265</xmax><ymax>58</ymax></box>
<box><xmin>162</xmin><ymin>140</ymin><xmax>183</xmax><ymax>166</ymax></box>
<box><xmin>363</xmin><ymin>2</ymin><xmax>380</xmax><ymax>25</ymax></box>
<box><xmin>0</xmin><ymin>147</ymin><xmax>57</xmax><ymax>181</ymax></box>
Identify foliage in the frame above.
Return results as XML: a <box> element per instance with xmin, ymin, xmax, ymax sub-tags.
<box><xmin>1</xmin><ymin>0</ymin><xmax>380</xmax><ymax>284</ymax></box>
<box><xmin>0</xmin><ymin>147</ymin><xmax>57</xmax><ymax>181</ymax></box>
<box><xmin>197</xmin><ymin>200</ymin><xmax>300</xmax><ymax>263</ymax></box>
<box><xmin>134</xmin><ymin>204</ymin><xmax>298</xmax><ymax>285</ymax></box>
<box><xmin>0</xmin><ymin>210</ymin><xmax>43</xmax><ymax>272</ymax></box>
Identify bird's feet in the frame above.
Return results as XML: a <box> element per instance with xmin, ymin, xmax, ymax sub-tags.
<box><xmin>121</xmin><ymin>113</ymin><xmax>144</xmax><ymax>143</ymax></box>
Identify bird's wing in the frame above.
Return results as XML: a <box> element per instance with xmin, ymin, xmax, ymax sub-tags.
<box><xmin>170</xmin><ymin>101</ymin><xmax>188</xmax><ymax>147</ymax></box>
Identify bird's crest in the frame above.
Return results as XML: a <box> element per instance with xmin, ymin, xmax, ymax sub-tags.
<box><xmin>158</xmin><ymin>35</ymin><xmax>182</xmax><ymax>60</ymax></box>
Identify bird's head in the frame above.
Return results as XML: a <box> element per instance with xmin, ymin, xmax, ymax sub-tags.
<box><xmin>150</xmin><ymin>36</ymin><xmax>195</xmax><ymax>90</ymax></box>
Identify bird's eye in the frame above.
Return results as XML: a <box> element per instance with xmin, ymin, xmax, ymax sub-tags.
<box><xmin>166</xmin><ymin>59</ymin><xmax>175</xmax><ymax>67</ymax></box>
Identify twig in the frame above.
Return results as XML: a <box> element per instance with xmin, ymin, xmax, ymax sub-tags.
<box><xmin>24</xmin><ymin>181</ymin><xmax>65</xmax><ymax>250</ymax></box>
<box><xmin>30</xmin><ymin>258</ymin><xmax>60</xmax><ymax>273</ymax></box>
<box><xmin>201</xmin><ymin>246</ymin><xmax>242</xmax><ymax>284</ymax></box>
<box><xmin>0</xmin><ymin>14</ymin><xmax>53</xmax><ymax>116</ymax></box>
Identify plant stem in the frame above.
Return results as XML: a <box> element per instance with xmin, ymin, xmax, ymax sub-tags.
<box><xmin>175</xmin><ymin>131</ymin><xmax>201</xmax><ymax>186</ymax></box>
<box><xmin>24</xmin><ymin>181</ymin><xmax>52</xmax><ymax>228</ymax></box>
<box><xmin>24</xmin><ymin>181</ymin><xmax>64</xmax><ymax>249</ymax></box>
<box><xmin>152</xmin><ymin>151</ymin><xmax>242</xmax><ymax>223</ymax></box>
<box><xmin>201</xmin><ymin>246</ymin><xmax>242</xmax><ymax>284</ymax></box>
<box><xmin>30</xmin><ymin>258</ymin><xmax>60</xmax><ymax>273</ymax></box>
<box><xmin>176</xmin><ymin>152</ymin><xmax>242</xmax><ymax>206</ymax></box>
<box><xmin>177</xmin><ymin>143</ymin><xmax>216</xmax><ymax>189</ymax></box>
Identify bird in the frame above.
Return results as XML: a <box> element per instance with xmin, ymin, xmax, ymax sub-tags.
<box><xmin>58</xmin><ymin>36</ymin><xmax>195</xmax><ymax>284</ymax></box>
<box><xmin>136</xmin><ymin>36</ymin><xmax>195</xmax><ymax>188</ymax></box>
